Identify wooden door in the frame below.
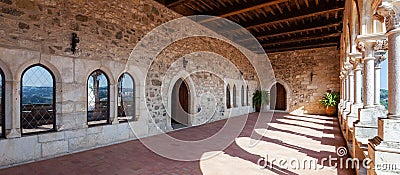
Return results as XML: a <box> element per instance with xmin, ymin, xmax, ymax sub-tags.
<box><xmin>270</xmin><ymin>83</ymin><xmax>287</xmax><ymax>110</ymax></box>
<box><xmin>171</xmin><ymin>79</ymin><xmax>189</xmax><ymax>129</ymax></box>
<box><xmin>179</xmin><ymin>81</ymin><xmax>189</xmax><ymax>113</ymax></box>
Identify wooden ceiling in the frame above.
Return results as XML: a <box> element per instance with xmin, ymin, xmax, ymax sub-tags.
<box><xmin>155</xmin><ymin>0</ymin><xmax>344</xmax><ymax>53</ymax></box>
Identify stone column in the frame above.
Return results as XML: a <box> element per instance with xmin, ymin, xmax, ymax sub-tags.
<box><xmin>353</xmin><ymin>35</ymin><xmax>386</xmax><ymax>161</ymax></box>
<box><xmin>348</xmin><ymin>69</ymin><xmax>354</xmax><ymax>104</ymax></box>
<box><xmin>358</xmin><ymin>41</ymin><xmax>376</xmax><ymax>108</ymax></box>
<box><xmin>354</xmin><ymin>59</ymin><xmax>363</xmax><ymax>105</ymax></box>
<box><xmin>368</xmin><ymin>3</ymin><xmax>400</xmax><ymax>175</ymax></box>
<box><xmin>387</xmin><ymin>31</ymin><xmax>400</xmax><ymax>118</ymax></box>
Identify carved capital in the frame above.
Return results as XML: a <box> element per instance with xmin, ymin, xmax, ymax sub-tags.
<box><xmin>356</xmin><ymin>42</ymin><xmax>365</xmax><ymax>53</ymax></box>
<box><xmin>344</xmin><ymin>61</ymin><xmax>353</xmax><ymax>71</ymax></box>
<box><xmin>375</xmin><ymin>52</ymin><xmax>387</xmax><ymax>66</ymax></box>
<box><xmin>376</xmin><ymin>2</ymin><xmax>400</xmax><ymax>32</ymax></box>
<box><xmin>374</xmin><ymin>39</ymin><xmax>388</xmax><ymax>50</ymax></box>
<box><xmin>350</xmin><ymin>57</ymin><xmax>363</xmax><ymax>70</ymax></box>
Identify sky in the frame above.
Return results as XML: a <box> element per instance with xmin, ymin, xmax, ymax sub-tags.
<box><xmin>381</xmin><ymin>59</ymin><xmax>388</xmax><ymax>90</ymax></box>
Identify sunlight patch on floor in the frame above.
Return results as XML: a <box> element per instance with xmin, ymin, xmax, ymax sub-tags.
<box><xmin>200</xmin><ymin>151</ymin><xmax>273</xmax><ymax>175</ymax></box>
<box><xmin>254</xmin><ymin>128</ymin><xmax>336</xmax><ymax>152</ymax></box>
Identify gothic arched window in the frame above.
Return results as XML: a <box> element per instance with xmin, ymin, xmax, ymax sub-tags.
<box><xmin>87</xmin><ymin>70</ymin><xmax>110</xmax><ymax>126</ymax></box>
<box><xmin>226</xmin><ymin>85</ymin><xmax>231</xmax><ymax>109</ymax></box>
<box><xmin>117</xmin><ymin>73</ymin><xmax>135</xmax><ymax>122</ymax></box>
<box><xmin>21</xmin><ymin>65</ymin><xmax>55</xmax><ymax>134</ymax></box>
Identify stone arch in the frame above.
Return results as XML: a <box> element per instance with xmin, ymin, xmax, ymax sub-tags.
<box><xmin>83</xmin><ymin>65</ymin><xmax>115</xmax><ymax>85</ymax></box>
<box><xmin>0</xmin><ymin>59</ymin><xmax>13</xmax><ymax>82</ymax></box>
<box><xmin>145</xmin><ymin>36</ymin><xmax>261</xmax><ymax>130</ymax></box>
<box><xmin>166</xmin><ymin>70</ymin><xmax>196</xmax><ymax>130</ymax></box>
<box><xmin>16</xmin><ymin>59</ymin><xmax>62</xmax><ymax>84</ymax></box>
<box><xmin>268</xmin><ymin>79</ymin><xmax>291</xmax><ymax>111</ymax></box>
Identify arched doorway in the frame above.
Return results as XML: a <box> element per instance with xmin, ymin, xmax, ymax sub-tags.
<box><xmin>270</xmin><ymin>83</ymin><xmax>287</xmax><ymax>111</ymax></box>
<box><xmin>171</xmin><ymin>78</ymin><xmax>190</xmax><ymax>129</ymax></box>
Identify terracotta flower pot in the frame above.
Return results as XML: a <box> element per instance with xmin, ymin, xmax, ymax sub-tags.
<box><xmin>255</xmin><ymin>105</ymin><xmax>261</xmax><ymax>112</ymax></box>
<box><xmin>326</xmin><ymin>106</ymin><xmax>337</xmax><ymax>116</ymax></box>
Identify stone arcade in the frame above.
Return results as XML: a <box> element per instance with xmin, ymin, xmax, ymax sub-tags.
<box><xmin>0</xmin><ymin>0</ymin><xmax>399</xmax><ymax>174</ymax></box>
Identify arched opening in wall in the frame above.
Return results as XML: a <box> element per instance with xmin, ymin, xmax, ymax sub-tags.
<box><xmin>380</xmin><ymin>58</ymin><xmax>388</xmax><ymax>110</ymax></box>
<box><xmin>233</xmin><ymin>85</ymin><xmax>237</xmax><ymax>107</ymax></box>
<box><xmin>21</xmin><ymin>65</ymin><xmax>55</xmax><ymax>134</ymax></box>
<box><xmin>117</xmin><ymin>73</ymin><xmax>135</xmax><ymax>123</ymax></box>
<box><xmin>270</xmin><ymin>83</ymin><xmax>287</xmax><ymax>111</ymax></box>
<box><xmin>246</xmin><ymin>86</ymin><xmax>249</xmax><ymax>106</ymax></box>
<box><xmin>226</xmin><ymin>85</ymin><xmax>231</xmax><ymax>109</ymax></box>
<box><xmin>241</xmin><ymin>85</ymin><xmax>244</xmax><ymax>106</ymax></box>
<box><xmin>0</xmin><ymin>69</ymin><xmax>4</xmax><ymax>137</ymax></box>
<box><xmin>87</xmin><ymin>70</ymin><xmax>110</xmax><ymax>126</ymax></box>
<box><xmin>171</xmin><ymin>78</ymin><xmax>190</xmax><ymax>130</ymax></box>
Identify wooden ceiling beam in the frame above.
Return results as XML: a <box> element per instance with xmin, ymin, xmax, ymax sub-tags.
<box><xmin>244</xmin><ymin>1</ymin><xmax>344</xmax><ymax>29</ymax></box>
<box><xmin>265</xmin><ymin>42</ymin><xmax>338</xmax><ymax>53</ymax></box>
<box><xmin>258</xmin><ymin>22</ymin><xmax>341</xmax><ymax>39</ymax></box>
<box><xmin>230</xmin><ymin>17</ymin><xmax>342</xmax><ymax>41</ymax></box>
<box><xmin>166</xmin><ymin>0</ymin><xmax>191</xmax><ymax>8</ymax></box>
<box><xmin>262</xmin><ymin>33</ymin><xmax>341</xmax><ymax>47</ymax></box>
<box><xmin>198</xmin><ymin>0</ymin><xmax>289</xmax><ymax>23</ymax></box>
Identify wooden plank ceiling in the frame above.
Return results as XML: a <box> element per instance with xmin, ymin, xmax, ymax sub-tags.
<box><xmin>155</xmin><ymin>0</ymin><xmax>344</xmax><ymax>53</ymax></box>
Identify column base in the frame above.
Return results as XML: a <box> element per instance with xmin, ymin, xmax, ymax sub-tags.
<box><xmin>5</xmin><ymin>128</ymin><xmax>21</xmax><ymax>139</ymax></box>
<box><xmin>368</xmin><ymin>137</ymin><xmax>400</xmax><ymax>175</ymax></box>
<box><xmin>353</xmin><ymin>121</ymin><xmax>378</xmax><ymax>160</ymax></box>
<box><xmin>341</xmin><ymin>101</ymin><xmax>353</xmax><ymax>126</ymax></box>
<box><xmin>359</xmin><ymin>108</ymin><xmax>386</xmax><ymax>123</ymax></box>
<box><xmin>378</xmin><ymin>118</ymin><xmax>400</xmax><ymax>143</ymax></box>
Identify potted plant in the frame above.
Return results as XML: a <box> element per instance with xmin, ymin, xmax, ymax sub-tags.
<box><xmin>319</xmin><ymin>91</ymin><xmax>340</xmax><ymax>116</ymax></box>
<box><xmin>253</xmin><ymin>90</ymin><xmax>269</xmax><ymax>112</ymax></box>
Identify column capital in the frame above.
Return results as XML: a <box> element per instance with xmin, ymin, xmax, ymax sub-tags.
<box><xmin>375</xmin><ymin>51</ymin><xmax>387</xmax><ymax>67</ymax></box>
<box><xmin>344</xmin><ymin>61</ymin><xmax>353</xmax><ymax>72</ymax></box>
<box><xmin>350</xmin><ymin>57</ymin><xmax>363</xmax><ymax>70</ymax></box>
<box><xmin>375</xmin><ymin>1</ymin><xmax>400</xmax><ymax>32</ymax></box>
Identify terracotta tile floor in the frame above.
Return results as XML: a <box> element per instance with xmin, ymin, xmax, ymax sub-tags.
<box><xmin>0</xmin><ymin>112</ymin><xmax>356</xmax><ymax>175</ymax></box>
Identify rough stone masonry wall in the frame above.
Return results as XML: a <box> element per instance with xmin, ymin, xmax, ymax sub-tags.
<box><xmin>0</xmin><ymin>0</ymin><xmax>261</xmax><ymax>168</ymax></box>
<box><xmin>267</xmin><ymin>46</ymin><xmax>340</xmax><ymax>114</ymax></box>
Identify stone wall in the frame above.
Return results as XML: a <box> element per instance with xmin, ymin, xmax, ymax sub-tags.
<box><xmin>267</xmin><ymin>47</ymin><xmax>340</xmax><ymax>114</ymax></box>
<box><xmin>0</xmin><ymin>0</ymin><xmax>264</xmax><ymax>168</ymax></box>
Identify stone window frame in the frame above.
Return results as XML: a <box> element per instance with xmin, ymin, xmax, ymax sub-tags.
<box><xmin>87</xmin><ymin>69</ymin><xmax>111</xmax><ymax>127</ymax></box>
<box><xmin>20</xmin><ymin>64</ymin><xmax>56</xmax><ymax>135</ymax></box>
<box><xmin>117</xmin><ymin>72</ymin><xmax>135</xmax><ymax>123</ymax></box>
<box><xmin>0</xmin><ymin>69</ymin><xmax>4</xmax><ymax>138</ymax></box>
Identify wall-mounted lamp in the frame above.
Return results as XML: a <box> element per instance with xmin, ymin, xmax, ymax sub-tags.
<box><xmin>310</xmin><ymin>71</ymin><xmax>314</xmax><ymax>82</ymax></box>
<box><xmin>71</xmin><ymin>33</ymin><xmax>80</xmax><ymax>54</ymax></box>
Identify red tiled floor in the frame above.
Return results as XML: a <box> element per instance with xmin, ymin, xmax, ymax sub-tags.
<box><xmin>0</xmin><ymin>112</ymin><xmax>356</xmax><ymax>175</ymax></box>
